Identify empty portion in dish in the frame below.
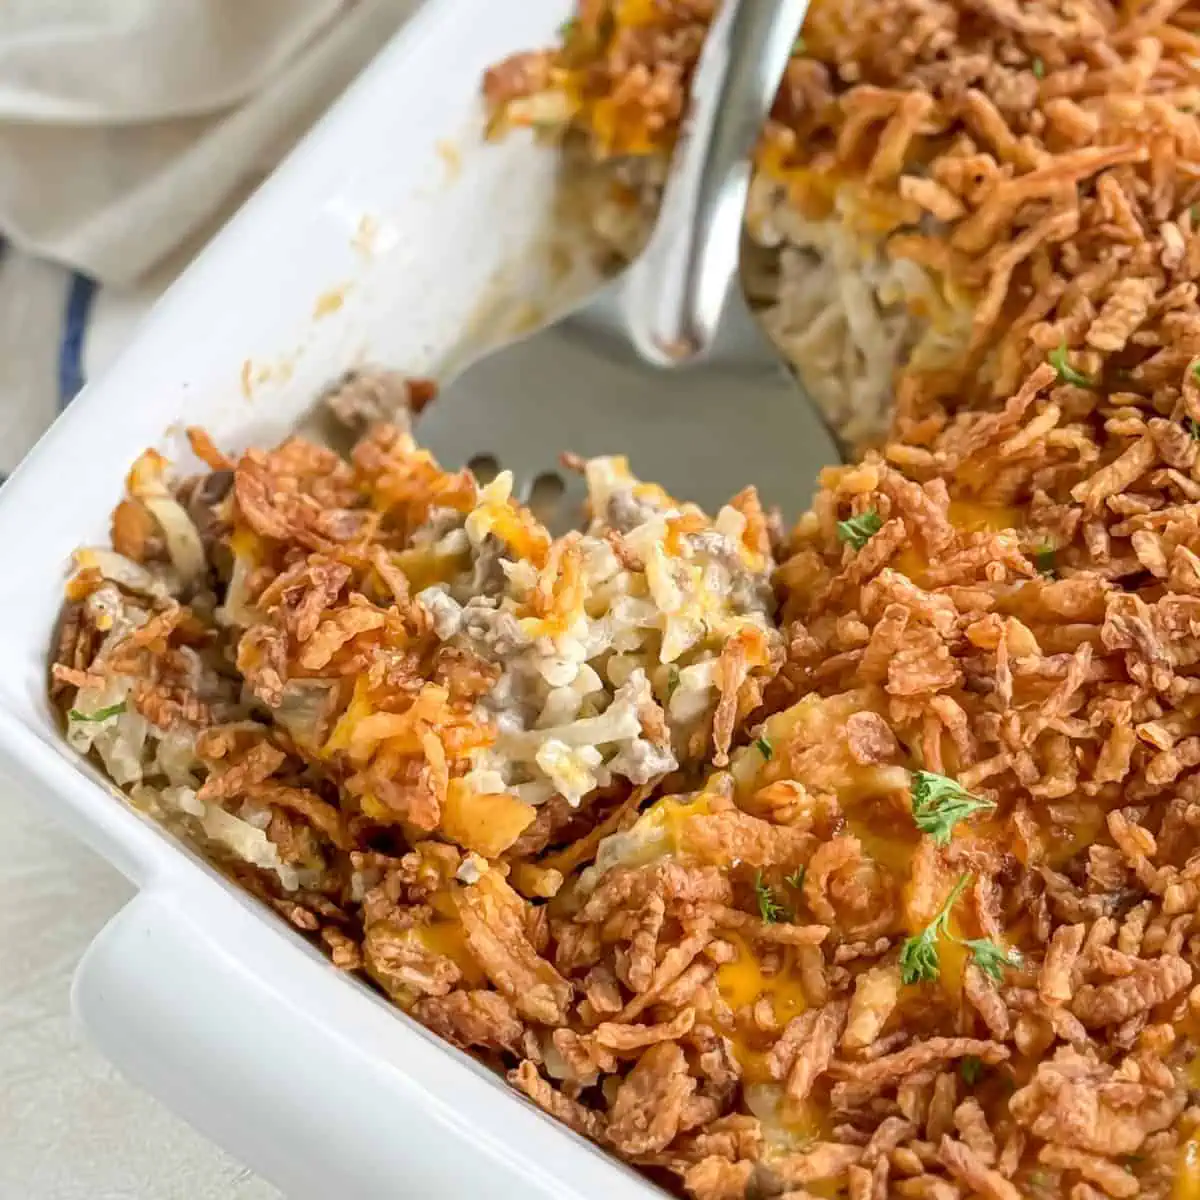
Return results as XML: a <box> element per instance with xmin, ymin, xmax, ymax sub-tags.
<box><xmin>49</xmin><ymin>1</ymin><xmax>1200</xmax><ymax>1198</ymax></box>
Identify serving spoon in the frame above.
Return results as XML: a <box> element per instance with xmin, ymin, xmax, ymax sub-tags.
<box><xmin>415</xmin><ymin>0</ymin><xmax>842</xmax><ymax>532</ymax></box>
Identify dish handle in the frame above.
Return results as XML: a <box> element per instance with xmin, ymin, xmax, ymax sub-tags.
<box><xmin>71</xmin><ymin>884</ymin><xmax>627</xmax><ymax>1200</ymax></box>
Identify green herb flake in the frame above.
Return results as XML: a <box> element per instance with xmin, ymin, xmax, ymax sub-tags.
<box><xmin>1192</xmin><ymin>360</ymin><xmax>1200</xmax><ymax>384</ymax></box>
<box><xmin>960</xmin><ymin>1056</ymin><xmax>984</xmax><ymax>1085</ymax></box>
<box><xmin>910</xmin><ymin>770</ymin><xmax>996</xmax><ymax>846</ymax></box>
<box><xmin>558</xmin><ymin>16</ymin><xmax>578</xmax><ymax>39</ymax></box>
<box><xmin>793</xmin><ymin>35</ymin><xmax>807</xmax><ymax>55</ymax></box>
<box><xmin>785</xmin><ymin>868</ymin><xmax>806</xmax><ymax>891</ymax></box>
<box><xmin>1190</xmin><ymin>204</ymin><xmax>1199</xmax><ymax>223</ymax></box>
<box><xmin>836</xmin><ymin>509</ymin><xmax>883</xmax><ymax>551</ymax></box>
<box><xmin>754</xmin><ymin>871</ymin><xmax>788</xmax><ymax>925</ymax></box>
<box><xmin>963</xmin><ymin>937</ymin><xmax>1024</xmax><ymax>982</ymax></box>
<box><xmin>755</xmin><ymin>735</ymin><xmax>774</xmax><ymax>761</ymax></box>
<box><xmin>1032</xmin><ymin>57</ymin><xmax>1045</xmax><ymax>78</ymax></box>
<box><xmin>899</xmin><ymin>874</ymin><xmax>1022</xmax><ymax>987</ymax></box>
<box><xmin>1048</xmin><ymin>343</ymin><xmax>1095</xmax><ymax>389</ymax></box>
<box><xmin>68</xmin><ymin>701</ymin><xmax>126</xmax><ymax>723</ymax></box>
<box><xmin>899</xmin><ymin>873</ymin><xmax>971</xmax><ymax>985</ymax></box>
<box><xmin>1033</xmin><ymin>544</ymin><xmax>1057</xmax><ymax>578</ymax></box>
<box><xmin>666</xmin><ymin>665</ymin><xmax>681</xmax><ymax>700</ymax></box>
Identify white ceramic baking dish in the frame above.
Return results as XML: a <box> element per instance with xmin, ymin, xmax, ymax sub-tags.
<box><xmin>0</xmin><ymin>3</ymin><xmax>661</xmax><ymax>1196</ymax></box>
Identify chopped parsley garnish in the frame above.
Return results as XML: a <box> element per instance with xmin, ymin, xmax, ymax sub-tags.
<box><xmin>1188</xmin><ymin>417</ymin><xmax>1200</xmax><ymax>442</ymax></box>
<box><xmin>785</xmin><ymin>867</ymin><xmax>806</xmax><ymax>891</ymax></box>
<box><xmin>754</xmin><ymin>735</ymin><xmax>774</xmax><ymax>760</ymax></box>
<box><xmin>964</xmin><ymin>937</ymin><xmax>1024</xmax><ymax>982</ymax></box>
<box><xmin>793</xmin><ymin>35</ymin><xmax>807</xmax><ymax>55</ymax></box>
<box><xmin>960</xmin><ymin>1055</ymin><xmax>984</xmax><ymax>1085</ymax></box>
<box><xmin>910</xmin><ymin>770</ymin><xmax>996</xmax><ymax>846</ymax></box>
<box><xmin>68</xmin><ymin>701</ymin><xmax>126</xmax><ymax>723</ymax></box>
<box><xmin>1033</xmin><ymin>544</ymin><xmax>1057</xmax><ymax>577</ymax></box>
<box><xmin>665</xmin><ymin>666</ymin><xmax>681</xmax><ymax>700</ymax></box>
<box><xmin>899</xmin><ymin>873</ymin><xmax>1021</xmax><ymax>985</ymax></box>
<box><xmin>1192</xmin><ymin>361</ymin><xmax>1200</xmax><ymax>383</ymax></box>
<box><xmin>836</xmin><ymin>509</ymin><xmax>883</xmax><ymax>551</ymax></box>
<box><xmin>1191</xmin><ymin>205</ymin><xmax>1200</xmax><ymax>223</ymax></box>
<box><xmin>900</xmin><ymin>874</ymin><xmax>969</xmax><ymax>984</ymax></box>
<box><xmin>754</xmin><ymin>871</ymin><xmax>789</xmax><ymax>924</ymax></box>
<box><xmin>1031</xmin><ymin>57</ymin><xmax>1045</xmax><ymax>78</ymax></box>
<box><xmin>558</xmin><ymin>17</ymin><xmax>578</xmax><ymax>38</ymax></box>
<box><xmin>1048</xmin><ymin>343</ymin><xmax>1095</xmax><ymax>389</ymax></box>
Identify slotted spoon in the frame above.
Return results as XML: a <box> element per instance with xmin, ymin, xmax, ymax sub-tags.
<box><xmin>416</xmin><ymin>0</ymin><xmax>842</xmax><ymax>531</ymax></box>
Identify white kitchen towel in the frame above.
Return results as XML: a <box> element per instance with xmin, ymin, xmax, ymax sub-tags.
<box><xmin>0</xmin><ymin>0</ymin><xmax>421</xmax><ymax>479</ymax></box>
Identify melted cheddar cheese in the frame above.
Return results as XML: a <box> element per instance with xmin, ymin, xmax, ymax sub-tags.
<box><xmin>1042</xmin><ymin>805</ymin><xmax>1107</xmax><ymax>869</ymax></box>
<box><xmin>717</xmin><ymin>934</ymin><xmax>809</xmax><ymax>1083</ymax></box>
<box><xmin>717</xmin><ymin>935</ymin><xmax>808</xmax><ymax>1024</ymax></box>
<box><xmin>948</xmin><ymin>500</ymin><xmax>1021</xmax><ymax>533</ymax></box>
<box><xmin>323</xmin><ymin>676</ymin><xmax>373</xmax><ymax>756</ymax></box>
<box><xmin>465</xmin><ymin>475</ymin><xmax>551</xmax><ymax>566</ymax></box>
<box><xmin>394</xmin><ymin>544</ymin><xmax>470</xmax><ymax>592</ymax></box>
<box><xmin>1177</xmin><ymin>1134</ymin><xmax>1200</xmax><ymax>1200</ymax></box>
<box><xmin>417</xmin><ymin>919</ymin><xmax>486</xmax><ymax>987</ymax></box>
<box><xmin>658</xmin><ymin>793</ymin><xmax>715</xmax><ymax>848</ymax></box>
<box><xmin>615</xmin><ymin>0</ymin><xmax>658</xmax><ymax>24</ymax></box>
<box><xmin>894</xmin><ymin>501</ymin><xmax>1022</xmax><ymax>580</ymax></box>
<box><xmin>845</xmin><ymin>813</ymin><xmax>917</xmax><ymax>877</ymax></box>
<box><xmin>229</xmin><ymin>527</ymin><xmax>263</xmax><ymax>564</ymax></box>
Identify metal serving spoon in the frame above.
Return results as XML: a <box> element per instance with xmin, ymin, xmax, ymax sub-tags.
<box><xmin>415</xmin><ymin>0</ymin><xmax>841</xmax><ymax>531</ymax></box>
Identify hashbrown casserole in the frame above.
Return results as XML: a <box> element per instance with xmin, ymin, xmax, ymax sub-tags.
<box><xmin>49</xmin><ymin>1</ymin><xmax>1200</xmax><ymax>1196</ymax></box>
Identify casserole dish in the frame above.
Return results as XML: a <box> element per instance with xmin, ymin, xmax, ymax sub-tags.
<box><xmin>0</xmin><ymin>1</ymin><xmax>660</xmax><ymax>1195</ymax></box>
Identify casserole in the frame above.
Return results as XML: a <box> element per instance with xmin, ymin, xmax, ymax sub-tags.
<box><xmin>18</xmin><ymin>0</ymin><xmax>1200</xmax><ymax>1195</ymax></box>
<box><xmin>0</xmin><ymin>1</ymin><xmax>662</xmax><ymax>1196</ymax></box>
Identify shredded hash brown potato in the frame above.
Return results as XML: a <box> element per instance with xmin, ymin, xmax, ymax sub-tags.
<box><xmin>48</xmin><ymin>1</ymin><xmax>1200</xmax><ymax>1196</ymax></box>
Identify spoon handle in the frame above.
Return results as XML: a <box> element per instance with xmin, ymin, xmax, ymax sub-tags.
<box><xmin>621</xmin><ymin>0</ymin><xmax>810</xmax><ymax>368</ymax></box>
